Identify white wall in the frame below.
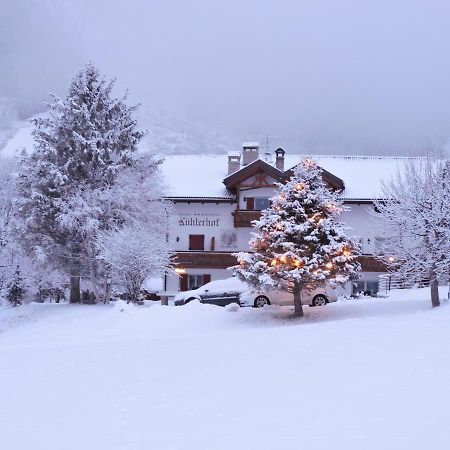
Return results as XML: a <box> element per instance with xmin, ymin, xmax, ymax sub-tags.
<box><xmin>170</xmin><ymin>202</ymin><xmax>237</xmax><ymax>251</ymax></box>
<box><xmin>341</xmin><ymin>203</ymin><xmax>382</xmax><ymax>254</ymax></box>
<box><xmin>164</xmin><ymin>199</ymin><xmax>385</xmax><ymax>293</ymax></box>
<box><xmin>238</xmin><ymin>185</ymin><xmax>278</xmax><ymax>209</ymax></box>
<box><xmin>169</xmin><ymin>201</ymin><xmax>384</xmax><ymax>255</ymax></box>
<box><xmin>171</xmin><ymin>202</ymin><xmax>261</xmax><ymax>252</ymax></box>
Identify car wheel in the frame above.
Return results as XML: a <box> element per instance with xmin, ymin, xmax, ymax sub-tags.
<box><xmin>312</xmin><ymin>295</ymin><xmax>328</xmax><ymax>307</ymax></box>
<box><xmin>254</xmin><ymin>296</ymin><xmax>270</xmax><ymax>308</ymax></box>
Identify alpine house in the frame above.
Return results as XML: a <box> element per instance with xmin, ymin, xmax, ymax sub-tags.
<box><xmin>160</xmin><ymin>143</ymin><xmax>414</xmax><ymax>296</ymax></box>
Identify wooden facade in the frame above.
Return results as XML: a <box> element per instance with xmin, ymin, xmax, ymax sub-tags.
<box><xmin>175</xmin><ymin>251</ymin><xmax>386</xmax><ymax>273</ymax></box>
<box><xmin>232</xmin><ymin>210</ymin><xmax>262</xmax><ymax>227</ymax></box>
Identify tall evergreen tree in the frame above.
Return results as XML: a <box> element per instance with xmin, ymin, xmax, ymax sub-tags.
<box><xmin>233</xmin><ymin>158</ymin><xmax>360</xmax><ymax>317</ymax></box>
<box><xmin>17</xmin><ymin>63</ymin><xmax>146</xmax><ymax>302</ymax></box>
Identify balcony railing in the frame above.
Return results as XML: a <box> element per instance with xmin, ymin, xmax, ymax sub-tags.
<box><xmin>232</xmin><ymin>210</ymin><xmax>262</xmax><ymax>227</ymax></box>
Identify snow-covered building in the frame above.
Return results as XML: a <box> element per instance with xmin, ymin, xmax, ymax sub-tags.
<box><xmin>161</xmin><ymin>143</ymin><xmax>414</xmax><ymax>295</ymax></box>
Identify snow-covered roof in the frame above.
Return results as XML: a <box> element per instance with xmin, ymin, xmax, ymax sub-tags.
<box><xmin>160</xmin><ymin>154</ymin><xmax>425</xmax><ymax>200</ymax></box>
<box><xmin>161</xmin><ymin>155</ymin><xmax>233</xmax><ymax>199</ymax></box>
<box><xmin>286</xmin><ymin>154</ymin><xmax>421</xmax><ymax>200</ymax></box>
<box><xmin>0</xmin><ymin>121</ymin><xmax>425</xmax><ymax>201</ymax></box>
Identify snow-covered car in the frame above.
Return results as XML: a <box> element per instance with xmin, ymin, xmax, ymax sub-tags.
<box><xmin>239</xmin><ymin>284</ymin><xmax>342</xmax><ymax>308</ymax></box>
<box><xmin>174</xmin><ymin>277</ymin><xmax>345</xmax><ymax>308</ymax></box>
<box><xmin>174</xmin><ymin>278</ymin><xmax>248</xmax><ymax>307</ymax></box>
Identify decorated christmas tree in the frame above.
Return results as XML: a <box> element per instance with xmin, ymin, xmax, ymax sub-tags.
<box><xmin>233</xmin><ymin>158</ymin><xmax>361</xmax><ymax>317</ymax></box>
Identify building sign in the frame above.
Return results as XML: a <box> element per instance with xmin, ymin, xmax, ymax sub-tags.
<box><xmin>178</xmin><ymin>212</ymin><xmax>221</xmax><ymax>227</ymax></box>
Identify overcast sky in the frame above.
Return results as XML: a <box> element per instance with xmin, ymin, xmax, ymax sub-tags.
<box><xmin>1</xmin><ymin>0</ymin><xmax>450</xmax><ymax>155</ymax></box>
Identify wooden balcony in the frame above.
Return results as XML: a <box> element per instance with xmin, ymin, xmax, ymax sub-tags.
<box><xmin>358</xmin><ymin>255</ymin><xmax>387</xmax><ymax>272</ymax></box>
<box><xmin>175</xmin><ymin>252</ymin><xmax>237</xmax><ymax>269</ymax></box>
<box><xmin>232</xmin><ymin>210</ymin><xmax>262</xmax><ymax>227</ymax></box>
<box><xmin>174</xmin><ymin>252</ymin><xmax>385</xmax><ymax>272</ymax></box>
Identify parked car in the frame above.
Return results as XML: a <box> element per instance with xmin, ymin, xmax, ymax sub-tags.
<box><xmin>174</xmin><ymin>277</ymin><xmax>345</xmax><ymax>308</ymax></box>
<box><xmin>174</xmin><ymin>278</ymin><xmax>247</xmax><ymax>307</ymax></box>
<box><xmin>239</xmin><ymin>284</ymin><xmax>343</xmax><ymax>308</ymax></box>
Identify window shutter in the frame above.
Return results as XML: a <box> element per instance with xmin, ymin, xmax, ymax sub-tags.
<box><xmin>180</xmin><ymin>274</ymin><xmax>188</xmax><ymax>291</ymax></box>
<box><xmin>189</xmin><ymin>234</ymin><xmax>205</xmax><ymax>250</ymax></box>
<box><xmin>246</xmin><ymin>197</ymin><xmax>255</xmax><ymax>210</ymax></box>
<box><xmin>203</xmin><ymin>274</ymin><xmax>211</xmax><ymax>285</ymax></box>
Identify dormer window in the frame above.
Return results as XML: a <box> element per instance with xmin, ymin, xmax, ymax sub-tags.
<box><xmin>255</xmin><ymin>197</ymin><xmax>270</xmax><ymax>210</ymax></box>
<box><xmin>246</xmin><ymin>196</ymin><xmax>270</xmax><ymax>211</ymax></box>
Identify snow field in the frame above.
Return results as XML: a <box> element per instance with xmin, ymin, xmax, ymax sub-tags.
<box><xmin>0</xmin><ymin>288</ymin><xmax>449</xmax><ymax>450</ymax></box>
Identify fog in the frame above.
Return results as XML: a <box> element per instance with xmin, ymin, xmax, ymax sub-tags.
<box><xmin>2</xmin><ymin>0</ymin><xmax>450</xmax><ymax>155</ymax></box>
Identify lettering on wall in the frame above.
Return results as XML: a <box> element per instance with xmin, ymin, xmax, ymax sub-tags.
<box><xmin>178</xmin><ymin>213</ymin><xmax>221</xmax><ymax>227</ymax></box>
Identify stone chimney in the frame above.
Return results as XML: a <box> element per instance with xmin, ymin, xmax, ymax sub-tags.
<box><xmin>227</xmin><ymin>152</ymin><xmax>241</xmax><ymax>175</ymax></box>
<box><xmin>275</xmin><ymin>147</ymin><xmax>285</xmax><ymax>171</ymax></box>
<box><xmin>242</xmin><ymin>142</ymin><xmax>259</xmax><ymax>166</ymax></box>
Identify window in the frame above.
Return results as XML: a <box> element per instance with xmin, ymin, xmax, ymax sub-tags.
<box><xmin>189</xmin><ymin>234</ymin><xmax>205</xmax><ymax>250</ymax></box>
<box><xmin>188</xmin><ymin>274</ymin><xmax>211</xmax><ymax>290</ymax></box>
<box><xmin>188</xmin><ymin>275</ymin><xmax>204</xmax><ymax>290</ymax></box>
<box><xmin>255</xmin><ymin>197</ymin><xmax>270</xmax><ymax>210</ymax></box>
<box><xmin>366</xmin><ymin>281</ymin><xmax>379</xmax><ymax>296</ymax></box>
<box><xmin>352</xmin><ymin>280</ymin><xmax>379</xmax><ymax>297</ymax></box>
<box><xmin>353</xmin><ymin>281</ymin><xmax>365</xmax><ymax>295</ymax></box>
<box><xmin>246</xmin><ymin>196</ymin><xmax>269</xmax><ymax>210</ymax></box>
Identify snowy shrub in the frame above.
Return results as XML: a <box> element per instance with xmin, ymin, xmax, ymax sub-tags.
<box><xmin>35</xmin><ymin>280</ymin><xmax>66</xmax><ymax>303</ymax></box>
<box><xmin>98</xmin><ymin>224</ymin><xmax>173</xmax><ymax>304</ymax></box>
<box><xmin>225</xmin><ymin>303</ymin><xmax>240</xmax><ymax>313</ymax></box>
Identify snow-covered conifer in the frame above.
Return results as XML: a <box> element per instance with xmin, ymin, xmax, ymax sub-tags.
<box><xmin>233</xmin><ymin>158</ymin><xmax>360</xmax><ymax>317</ymax></box>
<box><xmin>17</xmin><ymin>63</ymin><xmax>148</xmax><ymax>303</ymax></box>
<box><xmin>6</xmin><ymin>265</ymin><xmax>25</xmax><ymax>306</ymax></box>
<box><xmin>373</xmin><ymin>158</ymin><xmax>450</xmax><ymax>307</ymax></box>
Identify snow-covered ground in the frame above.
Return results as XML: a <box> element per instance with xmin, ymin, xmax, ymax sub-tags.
<box><xmin>1</xmin><ymin>288</ymin><xmax>449</xmax><ymax>450</ymax></box>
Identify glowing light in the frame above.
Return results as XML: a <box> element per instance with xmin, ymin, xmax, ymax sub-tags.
<box><xmin>295</xmin><ymin>182</ymin><xmax>306</xmax><ymax>191</ymax></box>
<box><xmin>388</xmin><ymin>256</ymin><xmax>396</xmax><ymax>263</ymax></box>
<box><xmin>343</xmin><ymin>250</ymin><xmax>350</xmax><ymax>257</ymax></box>
<box><xmin>326</xmin><ymin>262</ymin><xmax>333</xmax><ymax>270</ymax></box>
<box><xmin>303</xmin><ymin>158</ymin><xmax>315</xmax><ymax>167</ymax></box>
<box><xmin>175</xmin><ymin>268</ymin><xmax>186</xmax><ymax>274</ymax></box>
<box><xmin>270</xmin><ymin>259</ymin><xmax>277</xmax><ymax>266</ymax></box>
<box><xmin>326</xmin><ymin>202</ymin><xmax>338</xmax><ymax>211</ymax></box>
<box><xmin>280</xmin><ymin>255</ymin><xmax>287</xmax><ymax>263</ymax></box>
